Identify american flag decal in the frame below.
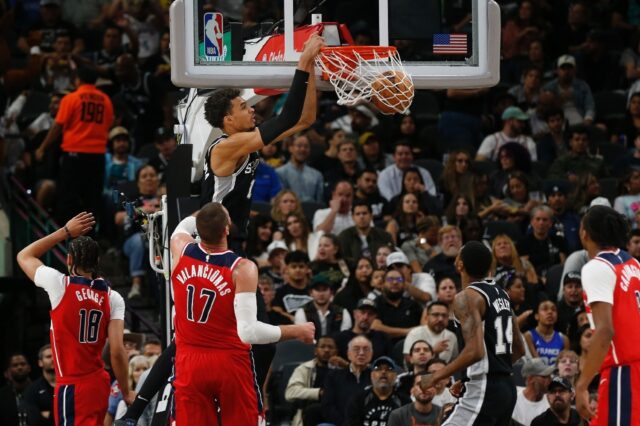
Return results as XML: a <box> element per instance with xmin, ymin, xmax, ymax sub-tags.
<box><xmin>433</xmin><ymin>33</ymin><xmax>468</xmax><ymax>55</ymax></box>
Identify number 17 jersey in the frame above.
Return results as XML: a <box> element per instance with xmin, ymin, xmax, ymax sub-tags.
<box><xmin>172</xmin><ymin>243</ymin><xmax>249</xmax><ymax>351</ymax></box>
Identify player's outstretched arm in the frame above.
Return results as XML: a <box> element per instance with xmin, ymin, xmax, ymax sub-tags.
<box><xmin>576</xmin><ymin>301</ymin><xmax>614</xmax><ymax>421</ymax></box>
<box><xmin>108</xmin><ymin>319</ymin><xmax>134</xmax><ymax>405</ymax></box>
<box><xmin>17</xmin><ymin>212</ymin><xmax>95</xmax><ymax>281</ymax></box>
<box><xmin>421</xmin><ymin>289</ymin><xmax>485</xmax><ymax>390</ymax></box>
<box><xmin>234</xmin><ymin>259</ymin><xmax>315</xmax><ymax>344</ymax></box>
<box><xmin>169</xmin><ymin>214</ymin><xmax>198</xmax><ymax>273</ymax></box>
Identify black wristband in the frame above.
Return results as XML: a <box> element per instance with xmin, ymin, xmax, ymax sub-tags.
<box><xmin>257</xmin><ymin>69</ymin><xmax>310</xmax><ymax>145</ymax></box>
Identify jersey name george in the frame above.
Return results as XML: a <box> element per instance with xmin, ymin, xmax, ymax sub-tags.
<box><xmin>200</xmin><ymin>135</ymin><xmax>260</xmax><ymax>235</ymax></box>
<box><xmin>172</xmin><ymin>243</ymin><xmax>249</xmax><ymax>351</ymax></box>
<box><xmin>50</xmin><ymin>276</ymin><xmax>112</xmax><ymax>382</ymax></box>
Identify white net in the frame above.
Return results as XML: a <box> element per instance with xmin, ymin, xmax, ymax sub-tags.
<box><xmin>315</xmin><ymin>47</ymin><xmax>415</xmax><ymax>115</ymax></box>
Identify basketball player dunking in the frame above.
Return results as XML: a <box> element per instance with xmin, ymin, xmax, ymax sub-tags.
<box><xmin>576</xmin><ymin>205</ymin><xmax>640</xmax><ymax>425</ymax></box>
<box><xmin>116</xmin><ymin>35</ymin><xmax>325</xmax><ymax>425</ymax></box>
<box><xmin>420</xmin><ymin>241</ymin><xmax>525</xmax><ymax>426</ymax></box>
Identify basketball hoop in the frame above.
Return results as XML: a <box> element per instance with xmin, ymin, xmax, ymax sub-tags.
<box><xmin>315</xmin><ymin>46</ymin><xmax>415</xmax><ymax>114</ymax></box>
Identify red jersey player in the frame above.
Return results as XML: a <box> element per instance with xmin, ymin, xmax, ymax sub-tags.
<box><xmin>576</xmin><ymin>205</ymin><xmax>640</xmax><ymax>425</ymax></box>
<box><xmin>16</xmin><ymin>212</ymin><xmax>133</xmax><ymax>425</ymax></box>
<box><xmin>170</xmin><ymin>202</ymin><xmax>314</xmax><ymax>425</ymax></box>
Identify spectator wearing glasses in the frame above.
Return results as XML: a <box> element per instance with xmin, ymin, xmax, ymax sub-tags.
<box><xmin>403</xmin><ymin>301</ymin><xmax>459</xmax><ymax>363</ymax></box>
<box><xmin>530</xmin><ymin>377</ymin><xmax>581</xmax><ymax>426</ymax></box>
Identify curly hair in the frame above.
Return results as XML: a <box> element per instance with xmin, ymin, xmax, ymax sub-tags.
<box><xmin>68</xmin><ymin>236</ymin><xmax>100</xmax><ymax>278</ymax></box>
<box><xmin>204</xmin><ymin>88</ymin><xmax>242</xmax><ymax>129</ymax></box>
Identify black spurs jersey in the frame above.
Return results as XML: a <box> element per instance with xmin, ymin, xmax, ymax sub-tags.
<box><xmin>457</xmin><ymin>280</ymin><xmax>514</xmax><ymax>376</ymax></box>
<box><xmin>200</xmin><ymin>135</ymin><xmax>260</xmax><ymax>234</ymax></box>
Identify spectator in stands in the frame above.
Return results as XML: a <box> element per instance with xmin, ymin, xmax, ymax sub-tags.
<box><xmin>321</xmin><ymin>335</ymin><xmax>373</xmax><ymax>426</ymax></box>
<box><xmin>338</xmin><ymin>200</ymin><xmax>393</xmax><ymax>262</ymax></box>
<box><xmin>403</xmin><ymin>301</ymin><xmax>458</xmax><ymax>363</ymax></box>
<box><xmin>491</xmin><ymin>233</ymin><xmax>539</xmax><ymax>284</ymax></box>
<box><xmin>440</xmin><ymin>148</ymin><xmax>474</xmax><ymax>207</ymax></box>
<box><xmin>358</xmin><ymin>131</ymin><xmax>393</xmax><ymax>171</ymax></box>
<box><xmin>371</xmin><ymin>269</ymin><xmax>423</xmax><ymax>342</ymax></box>
<box><xmin>555</xmin><ymin>272</ymin><xmax>583</xmax><ymax>335</ymax></box>
<box><xmin>142</xmin><ymin>338</ymin><xmax>162</xmax><ymax>359</ymax></box>
<box><xmin>310</xmin><ymin>234</ymin><xmax>350</xmax><ymax>290</ymax></box>
<box><xmin>614</xmin><ymin>169</ymin><xmax>640</xmax><ymax>228</ymax></box>
<box><xmin>107</xmin><ymin>0</ymin><xmax>163</xmax><ymax>62</ymax></box>
<box><xmin>272</xmin><ymin>250</ymin><xmax>311</xmax><ymax>322</ymax></box>
<box><xmin>555</xmin><ymin>350</ymin><xmax>580</xmax><ymax>388</ymax></box>
<box><xmin>104</xmin><ymin>126</ymin><xmax>143</xmax><ymax>194</ymax></box>
<box><xmin>518</xmin><ymin>205</ymin><xmax>567</xmax><ymax>280</ymax></box>
<box><xmin>525</xmin><ymin>300</ymin><xmax>570</xmax><ymax>365</ymax></box>
<box><xmin>37</xmin><ymin>31</ymin><xmax>76</xmax><ymax>93</ymax></box>
<box><xmin>423</xmin><ymin>225</ymin><xmax>462</xmax><ymax>286</ymax></box>
<box><xmin>569</xmin><ymin>173</ymin><xmax>603</xmax><ymax>214</ymax></box>
<box><xmin>444</xmin><ymin>194</ymin><xmax>476</xmax><ymax>228</ymax></box>
<box><xmin>334</xmin><ymin>257</ymin><xmax>374</xmax><ymax>314</ymax></box>
<box><xmin>283</xmin><ymin>212</ymin><xmax>321</xmax><ymax>260</ymax></box>
<box><xmin>330</xmin><ymin>105</ymin><xmax>378</xmax><ymax>136</ymax></box>
<box><xmin>536</xmin><ymin>108</ymin><xmax>569</xmax><ymax>165</ymax></box>
<box><xmin>426</xmin><ymin>358</ymin><xmax>458</xmax><ymax>407</ymax></box>
<box><xmin>435</xmin><ymin>277</ymin><xmax>457</xmax><ymax>314</ymax></box>
<box><xmin>271</xmin><ymin>189</ymin><xmax>304</xmax><ymax>234</ymax></box>
<box><xmin>530</xmin><ymin>377</ymin><xmax>581</xmax><ymax>426</ymax></box>
<box><xmin>84</xmin><ymin>24</ymin><xmax>136</xmax><ymax>86</ymax></box>
<box><xmin>388</xmin><ymin>372</ymin><xmax>441</xmax><ymax>426</ymax></box>
<box><xmin>386</xmin><ymin>250</ymin><xmax>434</xmax><ymax>304</ymax></box>
<box><xmin>276</xmin><ymin>133</ymin><xmax>324</xmax><ymax>203</ymax></box>
<box><xmin>490</xmin><ymin>142</ymin><xmax>533</xmax><ymax>198</ymax></box>
<box><xmin>508</xmin><ymin>66</ymin><xmax>543</xmax><ymax>113</ymax></box>
<box><xmin>476</xmin><ymin>106</ymin><xmax>538</xmax><ymax>161</ymax></box>
<box><xmin>285</xmin><ymin>336</ymin><xmax>338</xmax><ymax>426</ymax></box>
<box><xmin>246</xmin><ymin>215</ymin><xmax>275</xmax><ymax>267</ymax></box>
<box><xmin>346</xmin><ymin>356</ymin><xmax>408</xmax><ymax>425</ymax></box>
<box><xmin>115</xmin><ymin>164</ymin><xmax>161</xmax><ymax>299</ymax></box>
<box><xmin>259</xmin><ymin>240</ymin><xmax>288</xmax><ymax>290</ymax></box>
<box><xmin>22</xmin><ymin>344</ymin><xmax>55</xmax><ymax>426</ymax></box>
<box><xmin>543</xmin><ymin>55</ymin><xmax>595</xmax><ymax>125</ymax></box>
<box><xmin>504</xmin><ymin>274</ymin><xmax>536</xmax><ymax>330</ymax></box>
<box><xmin>493</xmin><ymin>171</ymin><xmax>542</xmax><ymax>226</ymax></box>
<box><xmin>323</xmin><ymin>139</ymin><xmax>361</xmax><ymax>191</ymax></box>
<box><xmin>17</xmin><ymin>0</ymin><xmax>83</xmax><ymax>55</ymax></box>
<box><xmin>501</xmin><ymin>1</ymin><xmax>543</xmax><ymax>63</ymax></box>
<box><xmin>546</xmin><ymin>183</ymin><xmax>582</xmax><ymax>253</ymax></box>
<box><xmin>252</xmin><ymin>159</ymin><xmax>283</xmax><ymax>204</ymax></box>
<box><xmin>313</xmin><ymin>181</ymin><xmax>354</xmax><ymax>235</ymax></box>
<box><xmin>401</xmin><ymin>216</ymin><xmax>442</xmax><ymax>273</ymax></box>
<box><xmin>378</xmin><ymin>141</ymin><xmax>436</xmax><ymax>201</ymax></box>
<box><xmin>615</xmin><ymin>93</ymin><xmax>640</xmax><ymax>148</ymax></box>
<box><xmin>354</xmin><ymin>168</ymin><xmax>388</xmax><ymax>226</ymax></box>
<box><xmin>549</xmin><ymin>126</ymin><xmax>606</xmax><ymax>180</ymax></box>
<box><xmin>385</xmin><ymin>192</ymin><xmax>424</xmax><ymax>246</ymax></box>
<box><xmin>36</xmin><ymin>66</ymin><xmax>113</xmax><ymax>225</ymax></box>
<box><xmin>396</xmin><ymin>340</ymin><xmax>434</xmax><ymax>398</ymax></box>
<box><xmin>512</xmin><ymin>358</ymin><xmax>553</xmax><ymax>426</ymax></box>
<box><xmin>576</xmin><ymin>30</ymin><xmax>620</xmax><ymax>93</ymax></box>
<box><xmin>333</xmin><ymin>298</ymin><xmax>391</xmax><ymax>362</ymax></box>
<box><xmin>147</xmin><ymin>127</ymin><xmax>177</xmax><ymax>184</ymax></box>
<box><xmin>0</xmin><ymin>353</ymin><xmax>31</xmax><ymax>426</ymax></box>
<box><xmin>628</xmin><ymin>229</ymin><xmax>640</xmax><ymax>260</ymax></box>
<box><xmin>259</xmin><ymin>275</ymin><xmax>290</xmax><ymax>326</ymax></box>
<box><xmin>294</xmin><ymin>275</ymin><xmax>352</xmax><ymax>340</ymax></box>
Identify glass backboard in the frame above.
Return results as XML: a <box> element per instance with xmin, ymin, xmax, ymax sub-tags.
<box><xmin>170</xmin><ymin>0</ymin><xmax>500</xmax><ymax>89</ymax></box>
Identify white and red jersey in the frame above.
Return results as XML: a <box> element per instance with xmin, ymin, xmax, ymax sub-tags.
<box><xmin>34</xmin><ymin>266</ymin><xmax>125</xmax><ymax>383</ymax></box>
<box><xmin>582</xmin><ymin>249</ymin><xmax>640</xmax><ymax>369</ymax></box>
<box><xmin>171</xmin><ymin>243</ymin><xmax>249</xmax><ymax>351</ymax></box>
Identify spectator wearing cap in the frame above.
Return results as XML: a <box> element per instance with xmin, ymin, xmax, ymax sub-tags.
<box><xmin>321</xmin><ymin>335</ymin><xmax>373</xmax><ymax>425</ymax></box>
<box><xmin>378</xmin><ymin>141</ymin><xmax>437</xmax><ymax>202</ymax></box>
<box><xmin>330</xmin><ymin>105</ymin><xmax>379</xmax><ymax>135</ymax></box>
<box><xmin>476</xmin><ymin>106</ymin><xmax>537</xmax><ymax>162</ymax></box>
<box><xmin>512</xmin><ymin>358</ymin><xmax>553</xmax><ymax>426</ymax></box>
<box><xmin>401</xmin><ymin>216</ymin><xmax>442</xmax><ymax>273</ymax></box>
<box><xmin>535</xmin><ymin>108</ymin><xmax>569</xmax><ymax>165</ymax></box>
<box><xmin>258</xmin><ymin>240</ymin><xmax>288</xmax><ymax>289</ymax></box>
<box><xmin>546</xmin><ymin>182</ymin><xmax>582</xmax><ymax>253</ymax></box>
<box><xmin>294</xmin><ymin>275</ymin><xmax>352</xmax><ymax>340</ymax></box>
<box><xmin>148</xmin><ymin>128</ymin><xmax>177</xmax><ymax>184</ymax></box>
<box><xmin>543</xmin><ymin>55</ymin><xmax>595</xmax><ymax>126</ymax></box>
<box><xmin>333</xmin><ymin>298</ymin><xmax>392</xmax><ymax>362</ymax></box>
<box><xmin>338</xmin><ymin>200</ymin><xmax>393</xmax><ymax>262</ymax></box>
<box><xmin>357</xmin><ymin>131</ymin><xmax>393</xmax><ymax>171</ymax></box>
<box><xmin>272</xmin><ymin>251</ymin><xmax>312</xmax><ymax>322</ymax></box>
<box><xmin>104</xmin><ymin>126</ymin><xmax>144</xmax><ymax>194</ymax></box>
<box><xmin>276</xmin><ymin>133</ymin><xmax>325</xmax><ymax>203</ymax></box>
<box><xmin>388</xmin><ymin>370</ymin><xmax>442</xmax><ymax>426</ymax></box>
<box><xmin>386</xmin><ymin>250</ymin><xmax>435</xmax><ymax>304</ymax></box>
<box><xmin>556</xmin><ymin>272</ymin><xmax>583</xmax><ymax>335</ymax></box>
<box><xmin>423</xmin><ymin>225</ymin><xmax>463</xmax><ymax>287</ymax></box>
<box><xmin>403</xmin><ymin>301</ymin><xmax>458</xmax><ymax>363</ymax></box>
<box><xmin>627</xmin><ymin>229</ymin><xmax>640</xmax><ymax>260</ymax></box>
<box><xmin>548</xmin><ymin>126</ymin><xmax>606</xmax><ymax>180</ymax></box>
<box><xmin>371</xmin><ymin>268</ymin><xmax>423</xmax><ymax>342</ymax></box>
<box><xmin>530</xmin><ymin>377</ymin><xmax>581</xmax><ymax>426</ymax></box>
<box><xmin>346</xmin><ymin>356</ymin><xmax>408</xmax><ymax>426</ymax></box>
<box><xmin>354</xmin><ymin>168</ymin><xmax>389</xmax><ymax>226</ymax></box>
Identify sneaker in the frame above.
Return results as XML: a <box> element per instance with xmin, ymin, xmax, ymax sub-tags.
<box><xmin>114</xmin><ymin>419</ymin><xmax>137</xmax><ymax>426</ymax></box>
<box><xmin>128</xmin><ymin>283</ymin><xmax>142</xmax><ymax>299</ymax></box>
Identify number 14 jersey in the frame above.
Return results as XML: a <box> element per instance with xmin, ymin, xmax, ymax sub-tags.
<box><xmin>172</xmin><ymin>243</ymin><xmax>249</xmax><ymax>351</ymax></box>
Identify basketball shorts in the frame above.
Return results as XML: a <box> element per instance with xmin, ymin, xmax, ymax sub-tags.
<box><xmin>442</xmin><ymin>374</ymin><xmax>516</xmax><ymax>426</ymax></box>
<box><xmin>591</xmin><ymin>363</ymin><xmax>640</xmax><ymax>426</ymax></box>
<box><xmin>173</xmin><ymin>346</ymin><xmax>264</xmax><ymax>425</ymax></box>
<box><xmin>54</xmin><ymin>369</ymin><xmax>110</xmax><ymax>426</ymax></box>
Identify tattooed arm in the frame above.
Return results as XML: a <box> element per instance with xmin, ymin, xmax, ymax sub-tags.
<box><xmin>421</xmin><ymin>289</ymin><xmax>486</xmax><ymax>389</ymax></box>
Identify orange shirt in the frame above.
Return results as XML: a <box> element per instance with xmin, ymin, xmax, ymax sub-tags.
<box><xmin>56</xmin><ymin>84</ymin><xmax>114</xmax><ymax>154</ymax></box>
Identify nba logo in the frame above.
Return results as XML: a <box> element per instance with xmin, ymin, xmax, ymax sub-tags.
<box><xmin>204</xmin><ymin>12</ymin><xmax>224</xmax><ymax>58</ymax></box>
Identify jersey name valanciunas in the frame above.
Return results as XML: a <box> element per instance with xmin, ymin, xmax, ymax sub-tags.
<box><xmin>200</xmin><ymin>135</ymin><xmax>260</xmax><ymax>235</ymax></box>
<box><xmin>463</xmin><ymin>280</ymin><xmax>514</xmax><ymax>376</ymax></box>
<box><xmin>171</xmin><ymin>243</ymin><xmax>249</xmax><ymax>351</ymax></box>
<box><xmin>50</xmin><ymin>276</ymin><xmax>111</xmax><ymax>382</ymax></box>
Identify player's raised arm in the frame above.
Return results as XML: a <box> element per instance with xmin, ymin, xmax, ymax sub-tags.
<box><xmin>170</xmin><ymin>213</ymin><xmax>198</xmax><ymax>273</ymax></box>
<box><xmin>233</xmin><ymin>259</ymin><xmax>315</xmax><ymax>344</ymax></box>
<box><xmin>17</xmin><ymin>212</ymin><xmax>95</xmax><ymax>280</ymax></box>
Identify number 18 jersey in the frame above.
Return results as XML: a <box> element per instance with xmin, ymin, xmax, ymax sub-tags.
<box><xmin>172</xmin><ymin>243</ymin><xmax>249</xmax><ymax>351</ymax></box>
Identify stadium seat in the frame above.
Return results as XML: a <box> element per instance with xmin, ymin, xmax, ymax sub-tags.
<box><xmin>271</xmin><ymin>340</ymin><xmax>315</xmax><ymax>372</ymax></box>
<box><xmin>482</xmin><ymin>221</ymin><xmax>523</xmax><ymax>245</ymax></box>
<box><xmin>598</xmin><ymin>177</ymin><xmax>619</xmax><ymax>204</ymax></box>
<box><xmin>596</xmin><ymin>143</ymin><xmax>627</xmax><ymax>165</ymax></box>
<box><xmin>301</xmin><ymin>201</ymin><xmax>326</xmax><ymax>224</ymax></box>
<box><xmin>251</xmin><ymin>201</ymin><xmax>272</xmax><ymax>218</ymax></box>
<box><xmin>414</xmin><ymin>158</ymin><xmax>444</xmax><ymax>183</ymax></box>
<box><xmin>269</xmin><ymin>361</ymin><xmax>302</xmax><ymax>423</ymax></box>
<box><xmin>471</xmin><ymin>160</ymin><xmax>497</xmax><ymax>177</ymax></box>
<box><xmin>594</xmin><ymin>91</ymin><xmax>627</xmax><ymax>123</ymax></box>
